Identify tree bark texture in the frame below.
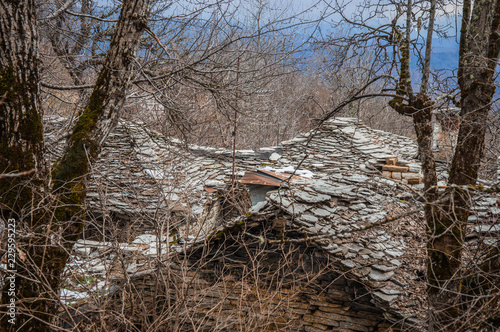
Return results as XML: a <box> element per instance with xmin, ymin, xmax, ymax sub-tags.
<box><xmin>0</xmin><ymin>0</ymin><xmax>46</xmax><ymax>218</ymax></box>
<box><xmin>0</xmin><ymin>0</ymin><xmax>151</xmax><ymax>330</ymax></box>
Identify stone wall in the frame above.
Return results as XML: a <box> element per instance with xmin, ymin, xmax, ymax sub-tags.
<box><xmin>111</xmin><ymin>225</ymin><xmax>403</xmax><ymax>331</ymax></box>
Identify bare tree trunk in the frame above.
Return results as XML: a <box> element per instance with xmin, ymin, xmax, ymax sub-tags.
<box><xmin>427</xmin><ymin>1</ymin><xmax>500</xmax><ymax>330</ymax></box>
<box><xmin>0</xmin><ymin>0</ymin><xmax>46</xmax><ymax>216</ymax></box>
<box><xmin>420</xmin><ymin>0</ymin><xmax>436</xmax><ymax>95</ymax></box>
<box><xmin>454</xmin><ymin>0</ymin><xmax>500</xmax><ymax>187</ymax></box>
<box><xmin>319</xmin><ymin>0</ymin><xmax>499</xmax><ymax>328</ymax></box>
<box><xmin>51</xmin><ymin>0</ymin><xmax>151</xmax><ymax>243</ymax></box>
<box><xmin>388</xmin><ymin>0</ymin><xmax>439</xmax><ymax>203</ymax></box>
<box><xmin>0</xmin><ymin>0</ymin><xmax>151</xmax><ymax>330</ymax></box>
<box><xmin>0</xmin><ymin>1</ymin><xmax>48</xmax><ymax>329</ymax></box>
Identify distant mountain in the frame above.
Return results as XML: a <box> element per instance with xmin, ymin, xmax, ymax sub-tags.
<box><xmin>410</xmin><ymin>38</ymin><xmax>459</xmax><ymax>74</ymax></box>
<box><xmin>431</xmin><ymin>38</ymin><xmax>460</xmax><ymax>71</ymax></box>
<box><xmin>409</xmin><ymin>38</ymin><xmax>459</xmax><ymax>87</ymax></box>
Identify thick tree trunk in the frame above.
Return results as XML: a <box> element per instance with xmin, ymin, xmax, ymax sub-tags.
<box><xmin>0</xmin><ymin>0</ymin><xmax>46</xmax><ymax>216</ymax></box>
<box><xmin>0</xmin><ymin>0</ymin><xmax>151</xmax><ymax>330</ymax></box>
<box><xmin>0</xmin><ymin>0</ymin><xmax>48</xmax><ymax>329</ymax></box>
<box><xmin>427</xmin><ymin>1</ymin><xmax>500</xmax><ymax>330</ymax></box>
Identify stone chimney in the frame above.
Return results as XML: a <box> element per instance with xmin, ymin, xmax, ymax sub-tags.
<box><xmin>432</xmin><ymin>107</ymin><xmax>460</xmax><ymax>160</ymax></box>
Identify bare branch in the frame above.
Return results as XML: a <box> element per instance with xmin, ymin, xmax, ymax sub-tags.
<box><xmin>40</xmin><ymin>0</ymin><xmax>74</xmax><ymax>22</ymax></box>
<box><xmin>0</xmin><ymin>169</ymin><xmax>35</xmax><ymax>178</ymax></box>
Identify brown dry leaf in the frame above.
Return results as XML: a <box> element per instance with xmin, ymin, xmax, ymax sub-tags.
<box><xmin>16</xmin><ymin>245</ymin><xmax>27</xmax><ymax>262</ymax></box>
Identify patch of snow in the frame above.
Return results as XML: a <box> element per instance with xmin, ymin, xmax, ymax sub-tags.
<box><xmin>260</xmin><ymin>166</ymin><xmax>315</xmax><ymax>178</ymax></box>
<box><xmin>60</xmin><ymin>289</ymin><xmax>89</xmax><ymax>303</ymax></box>
<box><xmin>249</xmin><ymin>200</ymin><xmax>267</xmax><ymax>213</ymax></box>
<box><xmin>341</xmin><ymin>126</ymin><xmax>356</xmax><ymax>135</ymax></box>
<box><xmin>164</xmin><ymin>193</ymin><xmax>179</xmax><ymax>201</ymax></box>
<box><xmin>96</xmin><ymin>281</ymin><xmax>107</xmax><ymax>289</ymax></box>
<box><xmin>474</xmin><ymin>224</ymin><xmax>500</xmax><ymax>233</ymax></box>
<box><xmin>132</xmin><ymin>234</ymin><xmax>164</xmax><ymax>245</ymax></box>
<box><xmin>169</xmin><ymin>138</ymin><xmax>182</xmax><ymax>144</ymax></box>
<box><xmin>205</xmin><ymin>179</ymin><xmax>225</xmax><ymax>188</ymax></box>
<box><xmin>73</xmin><ymin>246</ymin><xmax>92</xmax><ymax>257</ymax></box>
<box><xmin>191</xmin><ymin>205</ymin><xmax>204</xmax><ymax>215</ymax></box>
<box><xmin>295</xmin><ymin>169</ymin><xmax>315</xmax><ymax>178</ymax></box>
<box><xmin>269</xmin><ymin>152</ymin><xmax>281</xmax><ymax>161</ymax></box>
<box><xmin>144</xmin><ymin>168</ymin><xmax>165</xmax><ymax>179</ymax></box>
<box><xmin>143</xmin><ymin>243</ymin><xmax>169</xmax><ymax>256</ymax></box>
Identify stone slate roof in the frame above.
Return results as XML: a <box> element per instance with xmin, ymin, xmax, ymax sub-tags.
<box><xmin>190</xmin><ymin>117</ymin><xmax>497</xmax><ymax>326</ymax></box>
<box><xmin>44</xmin><ymin>115</ymin><xmax>421</xmax><ymax>220</ymax></box>
<box><xmin>45</xmin><ymin>115</ymin><xmax>253</xmax><ymax>236</ymax></box>
<box><xmin>44</xmin><ymin>115</ymin><xmax>499</xmax><ymax>328</ymax></box>
<box><xmin>46</xmin><ymin>115</ymin><xmax>226</xmax><ymax>214</ymax></box>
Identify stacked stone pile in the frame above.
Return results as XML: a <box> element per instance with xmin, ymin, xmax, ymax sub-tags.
<box><xmin>369</xmin><ymin>157</ymin><xmax>423</xmax><ymax>185</ymax></box>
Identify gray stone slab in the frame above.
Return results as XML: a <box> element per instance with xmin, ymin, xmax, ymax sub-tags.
<box><xmin>369</xmin><ymin>269</ymin><xmax>395</xmax><ymax>282</ymax></box>
<box><xmin>344</xmin><ymin>174</ymin><xmax>370</xmax><ymax>183</ymax></box>
<box><xmin>311</xmin><ymin>208</ymin><xmax>331</xmax><ymax>217</ymax></box>
<box><xmin>390</xmin><ymin>259</ymin><xmax>402</xmax><ymax>266</ymax></box>
<box><xmin>292</xmin><ymin>189</ymin><xmax>331</xmax><ymax>203</ymax></box>
<box><xmin>341</xmin><ymin>260</ymin><xmax>357</xmax><ymax>268</ymax></box>
<box><xmin>408</xmin><ymin>165</ymin><xmax>422</xmax><ymax>173</ymax></box>
<box><xmin>373</xmin><ymin>291</ymin><xmax>399</xmax><ymax>302</ymax></box>
<box><xmin>300</xmin><ymin>213</ymin><xmax>319</xmax><ymax>223</ymax></box>
<box><xmin>362</xmin><ymin>213</ymin><xmax>386</xmax><ymax>224</ymax></box>
<box><xmin>350</xmin><ymin>203</ymin><xmax>367</xmax><ymax>211</ymax></box>
<box><xmin>372</xmin><ymin>264</ymin><xmax>397</xmax><ymax>272</ymax></box>
<box><xmin>249</xmin><ymin>201</ymin><xmax>267</xmax><ymax>214</ymax></box>
<box><xmin>268</xmin><ymin>192</ymin><xmax>293</xmax><ymax>208</ymax></box>
<box><xmin>283</xmin><ymin>203</ymin><xmax>309</xmax><ymax>216</ymax></box>
<box><xmin>370</xmin><ymin>251</ymin><xmax>385</xmax><ymax>259</ymax></box>
<box><xmin>385</xmin><ymin>249</ymin><xmax>404</xmax><ymax>257</ymax></box>
<box><xmin>379</xmin><ymin>288</ymin><xmax>402</xmax><ymax>295</ymax></box>
<box><xmin>310</xmin><ymin>181</ymin><xmax>356</xmax><ymax>195</ymax></box>
<box><xmin>345</xmin><ymin>243</ymin><xmax>364</xmax><ymax>253</ymax></box>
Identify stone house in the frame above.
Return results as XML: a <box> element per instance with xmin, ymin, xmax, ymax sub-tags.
<box><xmin>94</xmin><ymin>117</ymin><xmax>430</xmax><ymax>331</ymax></box>
<box><xmin>42</xmin><ymin>116</ymin><xmax>499</xmax><ymax>331</ymax></box>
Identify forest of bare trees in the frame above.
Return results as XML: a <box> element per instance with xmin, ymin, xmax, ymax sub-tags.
<box><xmin>1</xmin><ymin>0</ymin><xmax>499</xmax><ymax>331</ymax></box>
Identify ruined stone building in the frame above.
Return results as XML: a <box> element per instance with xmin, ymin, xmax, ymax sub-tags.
<box><xmin>42</xmin><ymin>115</ymin><xmax>499</xmax><ymax>331</ymax></box>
